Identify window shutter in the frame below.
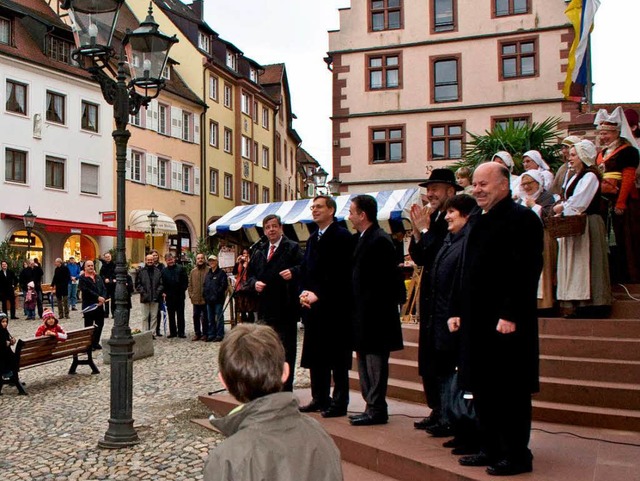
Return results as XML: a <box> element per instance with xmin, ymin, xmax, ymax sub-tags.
<box><xmin>145</xmin><ymin>154</ymin><xmax>153</xmax><ymax>185</ymax></box>
<box><xmin>149</xmin><ymin>154</ymin><xmax>158</xmax><ymax>186</ymax></box>
<box><xmin>150</xmin><ymin>99</ymin><xmax>159</xmax><ymax>131</ymax></box>
<box><xmin>171</xmin><ymin>107</ymin><xmax>182</xmax><ymax>138</ymax></box>
<box><xmin>194</xmin><ymin>115</ymin><xmax>200</xmax><ymax>145</ymax></box>
<box><xmin>126</xmin><ymin>147</ymin><xmax>132</xmax><ymax>180</ymax></box>
<box><xmin>171</xmin><ymin>160</ymin><xmax>180</xmax><ymax>190</ymax></box>
<box><xmin>194</xmin><ymin>167</ymin><xmax>200</xmax><ymax>194</ymax></box>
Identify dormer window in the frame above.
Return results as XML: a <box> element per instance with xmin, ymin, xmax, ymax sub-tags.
<box><xmin>226</xmin><ymin>50</ymin><xmax>237</xmax><ymax>71</ymax></box>
<box><xmin>249</xmin><ymin>67</ymin><xmax>257</xmax><ymax>83</ymax></box>
<box><xmin>162</xmin><ymin>65</ymin><xmax>170</xmax><ymax>80</ymax></box>
<box><xmin>48</xmin><ymin>36</ymin><xmax>72</xmax><ymax>64</ymax></box>
<box><xmin>198</xmin><ymin>32</ymin><xmax>210</xmax><ymax>53</ymax></box>
<box><xmin>0</xmin><ymin>17</ymin><xmax>10</xmax><ymax>45</ymax></box>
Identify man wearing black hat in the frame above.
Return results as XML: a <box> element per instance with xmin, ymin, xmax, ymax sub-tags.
<box><xmin>408</xmin><ymin>168</ymin><xmax>462</xmax><ymax>435</ymax></box>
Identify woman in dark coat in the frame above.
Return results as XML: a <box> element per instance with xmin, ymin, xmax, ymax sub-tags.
<box><xmin>78</xmin><ymin>260</ymin><xmax>107</xmax><ymax>350</ymax></box>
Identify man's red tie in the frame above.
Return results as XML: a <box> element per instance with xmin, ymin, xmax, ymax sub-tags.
<box><xmin>267</xmin><ymin>244</ymin><xmax>276</xmax><ymax>261</ymax></box>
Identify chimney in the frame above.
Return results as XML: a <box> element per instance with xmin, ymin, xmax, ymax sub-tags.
<box><xmin>190</xmin><ymin>0</ymin><xmax>204</xmax><ymax>20</ymax></box>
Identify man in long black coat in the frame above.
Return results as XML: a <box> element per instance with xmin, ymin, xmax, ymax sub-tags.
<box><xmin>299</xmin><ymin>195</ymin><xmax>354</xmax><ymax>417</ymax></box>
<box><xmin>456</xmin><ymin>163</ymin><xmax>543</xmax><ymax>476</ymax></box>
<box><xmin>348</xmin><ymin>194</ymin><xmax>404</xmax><ymax>426</ymax></box>
<box><xmin>246</xmin><ymin>214</ymin><xmax>302</xmax><ymax>392</ymax></box>
<box><xmin>0</xmin><ymin>261</ymin><xmax>19</xmax><ymax>319</ymax></box>
<box><xmin>408</xmin><ymin>168</ymin><xmax>461</xmax><ymax>432</ymax></box>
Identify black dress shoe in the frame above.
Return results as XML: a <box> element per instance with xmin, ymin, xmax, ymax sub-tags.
<box><xmin>321</xmin><ymin>406</ymin><xmax>347</xmax><ymax>418</ymax></box>
<box><xmin>425</xmin><ymin>423</ymin><xmax>453</xmax><ymax>437</ymax></box>
<box><xmin>414</xmin><ymin>414</ymin><xmax>440</xmax><ymax>430</ymax></box>
<box><xmin>167</xmin><ymin>334</ymin><xmax>177</xmax><ymax>338</ymax></box>
<box><xmin>178</xmin><ymin>334</ymin><xmax>187</xmax><ymax>338</ymax></box>
<box><xmin>486</xmin><ymin>458</ymin><xmax>532</xmax><ymax>476</ymax></box>
<box><xmin>349</xmin><ymin>413</ymin><xmax>388</xmax><ymax>426</ymax></box>
<box><xmin>442</xmin><ymin>437</ymin><xmax>462</xmax><ymax>448</ymax></box>
<box><xmin>459</xmin><ymin>453</ymin><xmax>495</xmax><ymax>467</ymax></box>
<box><xmin>452</xmin><ymin>444</ymin><xmax>481</xmax><ymax>456</ymax></box>
<box><xmin>299</xmin><ymin>400</ymin><xmax>329</xmax><ymax>413</ymax></box>
<box><xmin>348</xmin><ymin>412</ymin><xmax>366</xmax><ymax>420</ymax></box>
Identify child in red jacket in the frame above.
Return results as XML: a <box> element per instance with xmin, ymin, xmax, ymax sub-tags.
<box><xmin>35</xmin><ymin>309</ymin><xmax>67</xmax><ymax>340</ymax></box>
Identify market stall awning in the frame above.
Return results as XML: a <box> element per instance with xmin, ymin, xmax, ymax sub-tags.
<box><xmin>208</xmin><ymin>188</ymin><xmax>420</xmax><ymax>236</ymax></box>
<box><xmin>128</xmin><ymin>209</ymin><xmax>178</xmax><ymax>235</ymax></box>
<box><xmin>0</xmin><ymin>213</ymin><xmax>145</xmax><ymax>239</ymax></box>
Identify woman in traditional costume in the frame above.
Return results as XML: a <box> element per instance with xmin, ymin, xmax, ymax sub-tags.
<box><xmin>522</xmin><ymin>150</ymin><xmax>554</xmax><ymax>192</ymax></box>
<box><xmin>491</xmin><ymin>151</ymin><xmax>520</xmax><ymax>196</ymax></box>
<box><xmin>553</xmin><ymin>140</ymin><xmax>612</xmax><ymax>318</ymax></box>
<box><xmin>595</xmin><ymin>107</ymin><xmax>640</xmax><ymax>283</ymax></box>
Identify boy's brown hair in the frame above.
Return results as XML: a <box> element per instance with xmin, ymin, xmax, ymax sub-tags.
<box><xmin>218</xmin><ymin>324</ymin><xmax>285</xmax><ymax>403</ymax></box>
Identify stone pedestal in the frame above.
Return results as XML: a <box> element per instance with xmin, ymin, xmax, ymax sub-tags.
<box><xmin>102</xmin><ymin>331</ymin><xmax>154</xmax><ymax>365</ymax></box>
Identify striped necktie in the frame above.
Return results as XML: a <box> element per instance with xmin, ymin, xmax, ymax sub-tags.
<box><xmin>267</xmin><ymin>244</ymin><xmax>276</xmax><ymax>261</ymax></box>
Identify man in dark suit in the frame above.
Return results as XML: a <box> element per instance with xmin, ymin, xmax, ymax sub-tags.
<box><xmin>408</xmin><ymin>169</ymin><xmax>462</xmax><ymax>434</ymax></box>
<box><xmin>246</xmin><ymin>214</ymin><xmax>302</xmax><ymax>392</ymax></box>
<box><xmin>299</xmin><ymin>195</ymin><xmax>354</xmax><ymax>418</ymax></box>
<box><xmin>99</xmin><ymin>252</ymin><xmax>116</xmax><ymax>318</ymax></box>
<box><xmin>348</xmin><ymin>194</ymin><xmax>404</xmax><ymax>426</ymax></box>
<box><xmin>0</xmin><ymin>261</ymin><xmax>19</xmax><ymax>319</ymax></box>
<box><xmin>456</xmin><ymin>163</ymin><xmax>543</xmax><ymax>476</ymax></box>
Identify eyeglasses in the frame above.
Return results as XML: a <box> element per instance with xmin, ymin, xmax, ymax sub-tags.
<box><xmin>310</xmin><ymin>205</ymin><xmax>325</xmax><ymax>211</ymax></box>
<box><xmin>520</xmin><ymin>181</ymin><xmax>537</xmax><ymax>188</ymax></box>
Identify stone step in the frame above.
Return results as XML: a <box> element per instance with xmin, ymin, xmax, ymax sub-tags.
<box><xmin>610</xmin><ymin>300</ymin><xmax>640</xmax><ymax>319</ymax></box>
<box><xmin>352</xmin><ymin>355</ymin><xmax>419</xmax><ymax>383</ymax></box>
<box><xmin>389</xmin><ymin>341</ymin><xmax>418</xmax><ymax>362</ymax></box>
<box><xmin>537</xmin><ymin>377</ymin><xmax>640</xmax><ymax>411</ymax></box>
<box><xmin>539</xmin><ymin>335</ymin><xmax>640</xmax><ymax>361</ymax></box>
<box><xmin>532</xmin><ymin>400</ymin><xmax>640</xmax><ymax>432</ymax></box>
<box><xmin>540</xmin><ymin>355</ymin><xmax>640</xmax><ymax>384</ymax></box>
<box><xmin>539</xmin><ymin>317</ymin><xmax>640</xmax><ymax>338</ymax></box>
<box><xmin>197</xmin><ymin>390</ymin><xmax>640</xmax><ymax>480</ymax></box>
<box><xmin>400</xmin><ymin>323</ymin><xmax>419</xmax><ymax>344</ymax></box>
<box><xmin>349</xmin><ymin>371</ymin><xmax>425</xmax><ymax>404</ymax></box>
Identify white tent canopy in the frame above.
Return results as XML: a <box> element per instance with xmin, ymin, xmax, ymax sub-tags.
<box><xmin>208</xmin><ymin>188</ymin><xmax>420</xmax><ymax>236</ymax></box>
<box><xmin>128</xmin><ymin>209</ymin><xmax>178</xmax><ymax>235</ymax></box>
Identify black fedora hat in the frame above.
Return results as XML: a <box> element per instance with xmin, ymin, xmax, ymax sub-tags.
<box><xmin>418</xmin><ymin>168</ymin><xmax>463</xmax><ymax>191</ymax></box>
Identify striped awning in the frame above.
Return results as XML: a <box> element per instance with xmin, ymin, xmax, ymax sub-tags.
<box><xmin>208</xmin><ymin>188</ymin><xmax>420</xmax><ymax>235</ymax></box>
<box><xmin>128</xmin><ymin>210</ymin><xmax>178</xmax><ymax>235</ymax></box>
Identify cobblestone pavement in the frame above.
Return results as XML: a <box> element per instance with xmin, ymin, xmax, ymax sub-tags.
<box><xmin>1</xmin><ymin>297</ymin><xmax>309</xmax><ymax>481</ymax></box>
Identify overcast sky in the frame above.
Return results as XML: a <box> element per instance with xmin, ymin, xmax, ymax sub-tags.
<box><xmin>203</xmin><ymin>0</ymin><xmax>639</xmax><ymax>175</ymax></box>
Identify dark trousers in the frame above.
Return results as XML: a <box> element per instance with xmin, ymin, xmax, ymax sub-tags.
<box><xmin>105</xmin><ymin>284</ymin><xmax>116</xmax><ymax>317</ymax></box>
<box><xmin>474</xmin><ymin>387</ymin><xmax>533</xmax><ymax>462</ymax></box>
<box><xmin>166</xmin><ymin>298</ymin><xmax>186</xmax><ymax>337</ymax></box>
<box><xmin>309</xmin><ymin>363</ymin><xmax>349</xmax><ymax>409</ymax></box>
<box><xmin>422</xmin><ymin>348</ymin><xmax>458</xmax><ymax>421</ymax></box>
<box><xmin>1</xmin><ymin>295</ymin><xmax>16</xmax><ymax>318</ymax></box>
<box><xmin>267</xmin><ymin>319</ymin><xmax>297</xmax><ymax>392</ymax></box>
<box><xmin>36</xmin><ymin>290</ymin><xmax>43</xmax><ymax>318</ymax></box>
<box><xmin>192</xmin><ymin>304</ymin><xmax>206</xmax><ymax>337</ymax></box>
<box><xmin>356</xmin><ymin>351</ymin><xmax>390</xmax><ymax>418</ymax></box>
<box><xmin>84</xmin><ymin>307</ymin><xmax>105</xmax><ymax>348</ymax></box>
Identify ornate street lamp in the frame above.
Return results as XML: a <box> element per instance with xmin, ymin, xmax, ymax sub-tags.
<box><xmin>22</xmin><ymin>206</ymin><xmax>36</xmax><ymax>258</ymax></box>
<box><xmin>147</xmin><ymin>209</ymin><xmax>158</xmax><ymax>252</ymax></box>
<box><xmin>312</xmin><ymin>166</ymin><xmax>329</xmax><ymax>191</ymax></box>
<box><xmin>327</xmin><ymin>177</ymin><xmax>342</xmax><ymax>196</ymax></box>
<box><xmin>62</xmin><ymin>0</ymin><xmax>177</xmax><ymax>449</ymax></box>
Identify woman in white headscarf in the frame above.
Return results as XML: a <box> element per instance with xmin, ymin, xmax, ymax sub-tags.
<box><xmin>553</xmin><ymin>140</ymin><xmax>612</xmax><ymax>317</ymax></box>
<box><xmin>594</xmin><ymin>107</ymin><xmax>640</xmax><ymax>283</ymax></box>
<box><xmin>491</xmin><ymin>151</ymin><xmax>520</xmax><ymax>196</ymax></box>
<box><xmin>522</xmin><ymin>150</ymin><xmax>554</xmax><ymax>192</ymax></box>
<box><xmin>516</xmin><ymin>170</ymin><xmax>557</xmax><ymax>309</ymax></box>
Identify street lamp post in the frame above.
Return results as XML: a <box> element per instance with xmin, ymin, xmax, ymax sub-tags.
<box><xmin>312</xmin><ymin>166</ymin><xmax>329</xmax><ymax>195</ymax></box>
<box><xmin>147</xmin><ymin>209</ymin><xmax>158</xmax><ymax>253</ymax></box>
<box><xmin>22</xmin><ymin>206</ymin><xmax>36</xmax><ymax>259</ymax></box>
<box><xmin>327</xmin><ymin>177</ymin><xmax>342</xmax><ymax>196</ymax></box>
<box><xmin>62</xmin><ymin>0</ymin><xmax>177</xmax><ymax>449</ymax></box>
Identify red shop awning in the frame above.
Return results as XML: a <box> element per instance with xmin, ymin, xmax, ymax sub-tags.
<box><xmin>0</xmin><ymin>213</ymin><xmax>145</xmax><ymax>239</ymax></box>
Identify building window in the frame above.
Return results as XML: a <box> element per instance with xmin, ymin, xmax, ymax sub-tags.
<box><xmin>182</xmin><ymin>164</ymin><xmax>192</xmax><ymax>193</ymax></box>
<box><xmin>242</xmin><ymin>136</ymin><xmax>251</xmax><ymax>159</ymax></box>
<box><xmin>131</xmin><ymin>151</ymin><xmax>143</xmax><ymax>182</ymax></box>
<box><xmin>224</xmin><ymin>84</ymin><xmax>232</xmax><ymax>109</ymax></box>
<box><xmin>209</xmin><ymin>121</ymin><xmax>219</xmax><ymax>147</ymax></box>
<box><xmin>262</xmin><ymin>146</ymin><xmax>269</xmax><ymax>169</ymax></box>
<box><xmin>81</xmin><ymin>101</ymin><xmax>99</xmax><ymax>132</ymax></box>
<box><xmin>46</xmin><ymin>91</ymin><xmax>65</xmax><ymax>124</ymax></box>
<box><xmin>262</xmin><ymin>107</ymin><xmax>269</xmax><ymax>129</ymax></box>
<box><xmin>371</xmin><ymin>126</ymin><xmax>404</xmax><ymax>163</ymax></box>
<box><xmin>198</xmin><ymin>32</ymin><xmax>210</xmax><ymax>52</ymax></box>
<box><xmin>161</xmin><ymin>65</ymin><xmax>170</xmax><ymax>80</ymax></box>
<box><xmin>262</xmin><ymin>187</ymin><xmax>269</xmax><ymax>203</ymax></box>
<box><xmin>241</xmin><ymin>180</ymin><xmax>251</xmax><ymax>202</ymax></box>
<box><xmin>182</xmin><ymin>111</ymin><xmax>192</xmax><ymax>141</ymax></box>
<box><xmin>429</xmin><ymin>123</ymin><xmax>463</xmax><ymax>160</ymax></box>
<box><xmin>250</xmin><ymin>67</ymin><xmax>258</xmax><ymax>83</ymax></box>
<box><xmin>500</xmin><ymin>38</ymin><xmax>537</xmax><ymax>79</ymax></box>
<box><xmin>241</xmin><ymin>92</ymin><xmax>251</xmax><ymax>115</ymax></box>
<box><xmin>209</xmin><ymin>75</ymin><xmax>218</xmax><ymax>101</ymax></box>
<box><xmin>432</xmin><ymin>57</ymin><xmax>460</xmax><ymax>103</ymax></box>
<box><xmin>158</xmin><ymin>104</ymin><xmax>168</xmax><ymax>134</ymax></box>
<box><xmin>158</xmin><ymin>158</ymin><xmax>169</xmax><ymax>188</ymax></box>
<box><xmin>224</xmin><ymin>173</ymin><xmax>233</xmax><ymax>199</ymax></box>
<box><xmin>253</xmin><ymin>141</ymin><xmax>259</xmax><ymax>165</ymax></box>
<box><xmin>209</xmin><ymin>168</ymin><xmax>219</xmax><ymax>195</ymax></box>
<box><xmin>493</xmin><ymin>115</ymin><xmax>531</xmax><ymax>130</ymax></box>
<box><xmin>367</xmin><ymin>52</ymin><xmax>401</xmax><ymax>90</ymax></box>
<box><xmin>370</xmin><ymin>0</ymin><xmax>402</xmax><ymax>31</ymax></box>
<box><xmin>224</xmin><ymin>128</ymin><xmax>233</xmax><ymax>153</ymax></box>
<box><xmin>275</xmin><ymin>178</ymin><xmax>282</xmax><ymax>201</ymax></box>
<box><xmin>284</xmin><ymin>141</ymin><xmax>288</xmax><ymax>169</ymax></box>
<box><xmin>47</xmin><ymin>36</ymin><xmax>71</xmax><ymax>64</ymax></box>
<box><xmin>0</xmin><ymin>17</ymin><xmax>10</xmax><ymax>45</ymax></box>
<box><xmin>275</xmin><ymin>133</ymin><xmax>282</xmax><ymax>163</ymax></box>
<box><xmin>80</xmin><ymin>163</ymin><xmax>99</xmax><ymax>195</ymax></box>
<box><xmin>6</xmin><ymin>80</ymin><xmax>27</xmax><ymax>115</ymax></box>
<box><xmin>432</xmin><ymin>0</ymin><xmax>456</xmax><ymax>32</ymax></box>
<box><xmin>129</xmin><ymin>110</ymin><xmax>142</xmax><ymax>127</ymax></box>
<box><xmin>253</xmin><ymin>101</ymin><xmax>258</xmax><ymax>123</ymax></box>
<box><xmin>45</xmin><ymin>155</ymin><xmax>65</xmax><ymax>190</ymax></box>
<box><xmin>5</xmin><ymin>148</ymin><xmax>26</xmax><ymax>184</ymax></box>
<box><xmin>226</xmin><ymin>50</ymin><xmax>237</xmax><ymax>71</ymax></box>
<box><xmin>494</xmin><ymin>0</ymin><xmax>528</xmax><ymax>17</ymax></box>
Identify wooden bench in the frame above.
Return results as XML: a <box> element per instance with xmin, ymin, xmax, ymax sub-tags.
<box><xmin>0</xmin><ymin>327</ymin><xmax>99</xmax><ymax>395</ymax></box>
